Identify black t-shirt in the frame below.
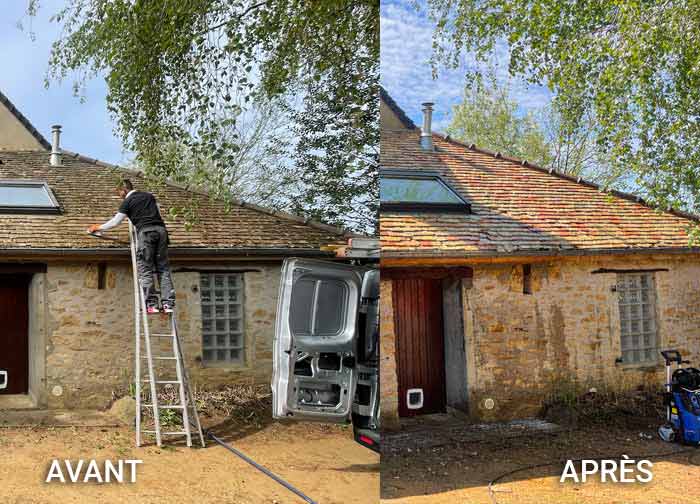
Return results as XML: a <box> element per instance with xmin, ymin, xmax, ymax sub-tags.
<box><xmin>118</xmin><ymin>191</ymin><xmax>165</xmax><ymax>230</ymax></box>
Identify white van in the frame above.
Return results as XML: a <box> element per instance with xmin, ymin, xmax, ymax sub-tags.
<box><xmin>271</xmin><ymin>252</ymin><xmax>380</xmax><ymax>452</ymax></box>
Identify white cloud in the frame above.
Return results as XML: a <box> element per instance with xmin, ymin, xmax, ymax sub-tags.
<box><xmin>380</xmin><ymin>0</ymin><xmax>552</xmax><ymax>133</ymax></box>
<box><xmin>0</xmin><ymin>1</ymin><xmax>133</xmax><ymax>165</ymax></box>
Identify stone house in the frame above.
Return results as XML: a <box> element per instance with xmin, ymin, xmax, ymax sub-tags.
<box><xmin>379</xmin><ymin>88</ymin><xmax>700</xmax><ymax>428</ymax></box>
<box><xmin>0</xmin><ymin>90</ymin><xmax>349</xmax><ymax>410</ymax></box>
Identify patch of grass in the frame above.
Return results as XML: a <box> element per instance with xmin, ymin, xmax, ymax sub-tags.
<box><xmin>158</xmin><ymin>408</ymin><xmax>180</xmax><ymax>427</ymax></box>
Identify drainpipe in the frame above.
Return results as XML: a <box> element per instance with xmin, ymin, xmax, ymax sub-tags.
<box><xmin>49</xmin><ymin>125</ymin><xmax>62</xmax><ymax>166</ymax></box>
<box><xmin>420</xmin><ymin>102</ymin><xmax>434</xmax><ymax>151</ymax></box>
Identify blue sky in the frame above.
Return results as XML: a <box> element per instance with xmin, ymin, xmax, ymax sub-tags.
<box><xmin>0</xmin><ymin>1</ymin><xmax>125</xmax><ymax>164</ymax></box>
<box><xmin>2</xmin><ymin>1</ymin><xmax>552</xmax><ymax>165</ymax></box>
<box><xmin>380</xmin><ymin>0</ymin><xmax>552</xmax><ymax>132</ymax></box>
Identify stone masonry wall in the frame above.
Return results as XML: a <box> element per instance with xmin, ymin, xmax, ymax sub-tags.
<box><xmin>44</xmin><ymin>262</ymin><xmax>281</xmax><ymax>409</ymax></box>
<box><xmin>381</xmin><ymin>253</ymin><xmax>700</xmax><ymax>426</ymax></box>
<box><xmin>379</xmin><ymin>279</ymin><xmax>399</xmax><ymax>429</ymax></box>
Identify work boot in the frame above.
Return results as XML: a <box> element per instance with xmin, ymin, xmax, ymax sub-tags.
<box><xmin>161</xmin><ymin>301</ymin><xmax>175</xmax><ymax>313</ymax></box>
<box><xmin>146</xmin><ymin>304</ymin><xmax>160</xmax><ymax>314</ymax></box>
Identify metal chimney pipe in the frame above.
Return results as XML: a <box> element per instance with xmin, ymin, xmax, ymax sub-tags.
<box><xmin>49</xmin><ymin>125</ymin><xmax>62</xmax><ymax>166</ymax></box>
<box><xmin>420</xmin><ymin>102</ymin><xmax>434</xmax><ymax>151</ymax></box>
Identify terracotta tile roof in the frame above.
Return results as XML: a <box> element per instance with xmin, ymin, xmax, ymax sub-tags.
<box><xmin>0</xmin><ymin>151</ymin><xmax>347</xmax><ymax>254</ymax></box>
<box><xmin>380</xmin><ymin>129</ymin><xmax>698</xmax><ymax>258</ymax></box>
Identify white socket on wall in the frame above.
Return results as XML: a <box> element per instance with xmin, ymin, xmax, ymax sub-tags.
<box><xmin>406</xmin><ymin>388</ymin><xmax>424</xmax><ymax>409</ymax></box>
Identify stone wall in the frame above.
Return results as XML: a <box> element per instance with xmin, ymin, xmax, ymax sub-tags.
<box><xmin>380</xmin><ymin>253</ymin><xmax>700</xmax><ymax>425</ymax></box>
<box><xmin>379</xmin><ymin>279</ymin><xmax>399</xmax><ymax>429</ymax></box>
<box><xmin>42</xmin><ymin>261</ymin><xmax>281</xmax><ymax>409</ymax></box>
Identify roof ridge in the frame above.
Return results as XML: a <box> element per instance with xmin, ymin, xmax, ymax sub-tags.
<box><xmin>433</xmin><ymin>132</ymin><xmax>700</xmax><ymax>223</ymax></box>
<box><xmin>61</xmin><ymin>150</ymin><xmax>355</xmax><ymax>237</ymax></box>
<box><xmin>379</xmin><ymin>86</ymin><xmax>417</xmax><ymax>130</ymax></box>
<box><xmin>0</xmin><ymin>90</ymin><xmax>52</xmax><ymax>151</ymax></box>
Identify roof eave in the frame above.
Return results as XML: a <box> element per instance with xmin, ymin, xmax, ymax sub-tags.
<box><xmin>0</xmin><ymin>247</ymin><xmax>335</xmax><ymax>259</ymax></box>
<box><xmin>380</xmin><ymin>246</ymin><xmax>700</xmax><ymax>262</ymax></box>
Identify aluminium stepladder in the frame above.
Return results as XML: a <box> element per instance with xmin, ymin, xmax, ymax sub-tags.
<box><xmin>129</xmin><ymin>221</ymin><xmax>205</xmax><ymax>448</ymax></box>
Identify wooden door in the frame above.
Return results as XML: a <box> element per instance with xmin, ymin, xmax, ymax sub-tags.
<box><xmin>0</xmin><ymin>275</ymin><xmax>29</xmax><ymax>394</ymax></box>
<box><xmin>393</xmin><ymin>277</ymin><xmax>446</xmax><ymax>416</ymax></box>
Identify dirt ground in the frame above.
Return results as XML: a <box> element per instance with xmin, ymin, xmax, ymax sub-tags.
<box><xmin>381</xmin><ymin>416</ymin><xmax>700</xmax><ymax>504</ymax></box>
<box><xmin>0</xmin><ymin>419</ymin><xmax>379</xmax><ymax>503</ymax></box>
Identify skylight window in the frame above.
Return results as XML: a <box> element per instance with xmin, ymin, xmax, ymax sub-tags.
<box><xmin>380</xmin><ymin>170</ymin><xmax>470</xmax><ymax>212</ymax></box>
<box><xmin>0</xmin><ymin>180</ymin><xmax>60</xmax><ymax>214</ymax></box>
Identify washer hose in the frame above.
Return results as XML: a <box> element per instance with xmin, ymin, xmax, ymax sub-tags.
<box><xmin>206</xmin><ymin>430</ymin><xmax>318</xmax><ymax>504</ymax></box>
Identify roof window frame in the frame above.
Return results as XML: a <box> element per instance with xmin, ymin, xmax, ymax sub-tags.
<box><xmin>380</xmin><ymin>169</ymin><xmax>471</xmax><ymax>213</ymax></box>
<box><xmin>0</xmin><ymin>179</ymin><xmax>61</xmax><ymax>215</ymax></box>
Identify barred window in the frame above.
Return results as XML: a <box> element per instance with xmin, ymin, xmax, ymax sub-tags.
<box><xmin>616</xmin><ymin>273</ymin><xmax>658</xmax><ymax>364</ymax></box>
<box><xmin>200</xmin><ymin>273</ymin><xmax>245</xmax><ymax>364</ymax></box>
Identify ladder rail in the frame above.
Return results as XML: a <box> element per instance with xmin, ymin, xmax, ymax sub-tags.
<box><xmin>131</xmin><ymin>221</ymin><xmax>143</xmax><ymax>447</ymax></box>
<box><xmin>171</xmin><ymin>317</ymin><xmax>193</xmax><ymax>447</ymax></box>
<box><xmin>173</xmin><ymin>315</ymin><xmax>206</xmax><ymax>447</ymax></box>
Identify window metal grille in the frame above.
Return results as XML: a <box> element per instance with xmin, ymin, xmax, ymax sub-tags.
<box><xmin>200</xmin><ymin>273</ymin><xmax>245</xmax><ymax>364</ymax></box>
<box><xmin>616</xmin><ymin>273</ymin><xmax>658</xmax><ymax>364</ymax></box>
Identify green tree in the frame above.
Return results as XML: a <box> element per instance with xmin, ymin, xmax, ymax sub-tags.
<box><xmin>447</xmin><ymin>74</ymin><xmax>551</xmax><ymax>169</ymax></box>
<box><xmin>27</xmin><ymin>0</ymin><xmax>378</xmax><ymax>231</ymax></box>
<box><xmin>427</xmin><ymin>0</ymin><xmax>700</xmax><ymax>213</ymax></box>
<box><xmin>135</xmin><ymin>96</ymin><xmax>298</xmax><ymax>211</ymax></box>
<box><xmin>290</xmin><ymin>73</ymin><xmax>378</xmax><ymax>233</ymax></box>
<box><xmin>448</xmin><ymin>74</ymin><xmax>614</xmax><ymax>184</ymax></box>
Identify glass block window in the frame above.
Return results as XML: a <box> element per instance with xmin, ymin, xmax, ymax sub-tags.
<box><xmin>617</xmin><ymin>273</ymin><xmax>658</xmax><ymax>364</ymax></box>
<box><xmin>200</xmin><ymin>273</ymin><xmax>245</xmax><ymax>364</ymax></box>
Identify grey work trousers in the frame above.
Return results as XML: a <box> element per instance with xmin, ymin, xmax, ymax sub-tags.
<box><xmin>136</xmin><ymin>225</ymin><xmax>175</xmax><ymax>306</ymax></box>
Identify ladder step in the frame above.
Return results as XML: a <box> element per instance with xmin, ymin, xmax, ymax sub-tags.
<box><xmin>149</xmin><ymin>333</ymin><xmax>174</xmax><ymax>338</ymax></box>
<box><xmin>143</xmin><ymin>380</ymin><xmax>181</xmax><ymax>384</ymax></box>
<box><xmin>139</xmin><ymin>310</ymin><xmax>173</xmax><ymax>316</ymax></box>
<box><xmin>141</xmin><ymin>356</ymin><xmax>177</xmax><ymax>360</ymax></box>
<box><xmin>143</xmin><ymin>404</ymin><xmax>185</xmax><ymax>409</ymax></box>
<box><xmin>142</xmin><ymin>430</ymin><xmax>188</xmax><ymax>435</ymax></box>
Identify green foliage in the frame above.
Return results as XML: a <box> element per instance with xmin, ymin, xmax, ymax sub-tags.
<box><xmin>30</xmin><ymin>0</ymin><xmax>378</xmax><ymax>231</ymax></box>
<box><xmin>289</xmin><ymin>73</ymin><xmax>379</xmax><ymax>233</ymax></box>
<box><xmin>428</xmin><ymin>0</ymin><xmax>700</xmax><ymax>214</ymax></box>
<box><xmin>447</xmin><ymin>73</ymin><xmax>551</xmax><ymax>168</ymax></box>
<box><xmin>158</xmin><ymin>408</ymin><xmax>179</xmax><ymax>427</ymax></box>
<box><xmin>448</xmin><ymin>73</ymin><xmax>617</xmax><ymax>184</ymax></box>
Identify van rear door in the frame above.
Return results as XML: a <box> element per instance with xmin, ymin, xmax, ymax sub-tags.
<box><xmin>272</xmin><ymin>258</ymin><xmax>363</xmax><ymax>423</ymax></box>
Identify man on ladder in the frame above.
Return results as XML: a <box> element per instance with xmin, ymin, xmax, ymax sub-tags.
<box><xmin>87</xmin><ymin>178</ymin><xmax>203</xmax><ymax>448</ymax></box>
<box><xmin>88</xmin><ymin>178</ymin><xmax>175</xmax><ymax>313</ymax></box>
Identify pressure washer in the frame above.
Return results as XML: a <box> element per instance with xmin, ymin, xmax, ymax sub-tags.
<box><xmin>658</xmin><ymin>349</ymin><xmax>700</xmax><ymax>445</ymax></box>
